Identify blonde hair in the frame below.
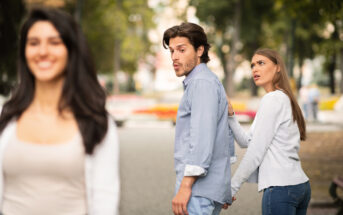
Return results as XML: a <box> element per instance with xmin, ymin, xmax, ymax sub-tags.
<box><xmin>254</xmin><ymin>48</ymin><xmax>306</xmax><ymax>140</ymax></box>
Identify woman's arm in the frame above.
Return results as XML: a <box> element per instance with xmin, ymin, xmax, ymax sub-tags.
<box><xmin>231</xmin><ymin>94</ymin><xmax>283</xmax><ymax>196</ymax></box>
<box><xmin>89</xmin><ymin>117</ymin><xmax>120</xmax><ymax>215</ymax></box>
<box><xmin>227</xmin><ymin>98</ymin><xmax>252</xmax><ymax>148</ymax></box>
<box><xmin>228</xmin><ymin>115</ymin><xmax>252</xmax><ymax>148</ymax></box>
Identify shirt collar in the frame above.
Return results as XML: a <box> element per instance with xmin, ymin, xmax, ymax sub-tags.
<box><xmin>182</xmin><ymin>63</ymin><xmax>207</xmax><ymax>89</ymax></box>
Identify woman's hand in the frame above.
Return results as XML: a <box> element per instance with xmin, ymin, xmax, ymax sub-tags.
<box><xmin>226</xmin><ymin>96</ymin><xmax>234</xmax><ymax>116</ymax></box>
<box><xmin>222</xmin><ymin>196</ymin><xmax>236</xmax><ymax>209</ymax></box>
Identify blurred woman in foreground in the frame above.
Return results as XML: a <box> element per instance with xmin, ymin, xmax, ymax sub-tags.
<box><xmin>227</xmin><ymin>49</ymin><xmax>310</xmax><ymax>215</ymax></box>
<box><xmin>0</xmin><ymin>7</ymin><xmax>119</xmax><ymax>215</ymax></box>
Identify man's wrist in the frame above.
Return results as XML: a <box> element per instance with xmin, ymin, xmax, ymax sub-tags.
<box><xmin>180</xmin><ymin>176</ymin><xmax>197</xmax><ymax>189</ymax></box>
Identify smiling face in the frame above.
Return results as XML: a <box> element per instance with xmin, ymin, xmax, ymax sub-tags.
<box><xmin>168</xmin><ymin>36</ymin><xmax>203</xmax><ymax>77</ymax></box>
<box><xmin>251</xmin><ymin>54</ymin><xmax>279</xmax><ymax>92</ymax></box>
<box><xmin>25</xmin><ymin>21</ymin><xmax>68</xmax><ymax>84</ymax></box>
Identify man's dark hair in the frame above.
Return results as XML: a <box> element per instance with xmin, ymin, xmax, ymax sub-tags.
<box><xmin>163</xmin><ymin>22</ymin><xmax>211</xmax><ymax>63</ymax></box>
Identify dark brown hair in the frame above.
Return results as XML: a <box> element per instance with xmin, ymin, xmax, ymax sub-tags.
<box><xmin>254</xmin><ymin>48</ymin><xmax>306</xmax><ymax>141</ymax></box>
<box><xmin>0</xmin><ymin>8</ymin><xmax>108</xmax><ymax>154</ymax></box>
<box><xmin>162</xmin><ymin>22</ymin><xmax>211</xmax><ymax>63</ymax></box>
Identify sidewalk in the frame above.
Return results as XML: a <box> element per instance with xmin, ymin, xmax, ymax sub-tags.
<box><xmin>307</xmin><ymin>110</ymin><xmax>343</xmax><ymax>132</ymax></box>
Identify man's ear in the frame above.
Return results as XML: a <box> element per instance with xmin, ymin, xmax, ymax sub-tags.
<box><xmin>197</xmin><ymin>46</ymin><xmax>204</xmax><ymax>58</ymax></box>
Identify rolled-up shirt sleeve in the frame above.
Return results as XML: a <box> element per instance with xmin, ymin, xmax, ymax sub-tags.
<box><xmin>183</xmin><ymin>79</ymin><xmax>219</xmax><ymax>177</ymax></box>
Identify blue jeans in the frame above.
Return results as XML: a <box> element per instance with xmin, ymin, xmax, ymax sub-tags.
<box><xmin>262</xmin><ymin>181</ymin><xmax>311</xmax><ymax>215</ymax></box>
<box><xmin>187</xmin><ymin>196</ymin><xmax>222</xmax><ymax>215</ymax></box>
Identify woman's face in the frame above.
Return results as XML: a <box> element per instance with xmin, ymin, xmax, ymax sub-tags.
<box><xmin>25</xmin><ymin>21</ymin><xmax>68</xmax><ymax>83</ymax></box>
<box><xmin>250</xmin><ymin>54</ymin><xmax>279</xmax><ymax>92</ymax></box>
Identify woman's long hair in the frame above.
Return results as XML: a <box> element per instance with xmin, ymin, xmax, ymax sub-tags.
<box><xmin>0</xmin><ymin>8</ymin><xmax>108</xmax><ymax>154</ymax></box>
<box><xmin>254</xmin><ymin>48</ymin><xmax>306</xmax><ymax>141</ymax></box>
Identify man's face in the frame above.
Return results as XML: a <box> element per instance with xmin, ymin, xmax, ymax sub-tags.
<box><xmin>168</xmin><ymin>36</ymin><xmax>203</xmax><ymax>77</ymax></box>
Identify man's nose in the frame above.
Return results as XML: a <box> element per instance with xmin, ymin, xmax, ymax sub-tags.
<box><xmin>172</xmin><ymin>51</ymin><xmax>178</xmax><ymax>61</ymax></box>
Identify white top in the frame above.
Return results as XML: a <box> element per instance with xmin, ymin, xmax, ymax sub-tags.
<box><xmin>2</xmin><ymin>133</ymin><xmax>87</xmax><ymax>215</ymax></box>
<box><xmin>0</xmin><ymin>117</ymin><xmax>119</xmax><ymax>215</ymax></box>
<box><xmin>229</xmin><ymin>90</ymin><xmax>309</xmax><ymax>196</ymax></box>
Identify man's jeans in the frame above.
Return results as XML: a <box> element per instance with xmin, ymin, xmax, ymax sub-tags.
<box><xmin>187</xmin><ymin>196</ymin><xmax>222</xmax><ymax>215</ymax></box>
<box><xmin>262</xmin><ymin>181</ymin><xmax>311</xmax><ymax>215</ymax></box>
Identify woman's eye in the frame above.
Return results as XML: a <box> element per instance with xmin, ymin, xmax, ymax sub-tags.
<box><xmin>50</xmin><ymin>40</ymin><xmax>63</xmax><ymax>45</ymax></box>
<box><xmin>258</xmin><ymin>61</ymin><xmax>265</xmax><ymax>65</ymax></box>
<box><xmin>27</xmin><ymin>41</ymin><xmax>39</xmax><ymax>46</ymax></box>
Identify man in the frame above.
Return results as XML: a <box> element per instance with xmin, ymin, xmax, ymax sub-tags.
<box><xmin>163</xmin><ymin>22</ymin><xmax>235</xmax><ymax>215</ymax></box>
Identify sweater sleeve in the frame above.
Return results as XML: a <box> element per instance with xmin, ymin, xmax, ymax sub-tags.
<box><xmin>231</xmin><ymin>94</ymin><xmax>283</xmax><ymax>196</ymax></box>
<box><xmin>228</xmin><ymin>115</ymin><xmax>252</xmax><ymax>148</ymax></box>
<box><xmin>89</xmin><ymin>117</ymin><xmax>120</xmax><ymax>215</ymax></box>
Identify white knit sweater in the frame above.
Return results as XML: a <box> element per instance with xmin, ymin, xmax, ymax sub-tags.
<box><xmin>230</xmin><ymin>90</ymin><xmax>309</xmax><ymax>196</ymax></box>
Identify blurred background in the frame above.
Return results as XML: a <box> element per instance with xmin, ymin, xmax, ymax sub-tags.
<box><xmin>1</xmin><ymin>0</ymin><xmax>343</xmax><ymax>214</ymax></box>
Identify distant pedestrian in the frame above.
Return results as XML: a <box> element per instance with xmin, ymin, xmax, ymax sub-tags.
<box><xmin>308</xmin><ymin>84</ymin><xmax>320</xmax><ymax>121</ymax></box>
<box><xmin>0</xmin><ymin>8</ymin><xmax>119</xmax><ymax>215</ymax></box>
<box><xmin>163</xmin><ymin>22</ymin><xmax>236</xmax><ymax>215</ymax></box>
<box><xmin>299</xmin><ymin>85</ymin><xmax>310</xmax><ymax>120</ymax></box>
<box><xmin>226</xmin><ymin>49</ymin><xmax>311</xmax><ymax>215</ymax></box>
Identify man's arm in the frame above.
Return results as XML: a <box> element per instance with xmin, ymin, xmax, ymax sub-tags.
<box><xmin>172</xmin><ymin>79</ymin><xmax>218</xmax><ymax>215</ymax></box>
<box><xmin>172</xmin><ymin>176</ymin><xmax>197</xmax><ymax>215</ymax></box>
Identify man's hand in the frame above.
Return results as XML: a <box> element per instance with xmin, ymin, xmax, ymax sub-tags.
<box><xmin>222</xmin><ymin>196</ymin><xmax>236</xmax><ymax>210</ymax></box>
<box><xmin>172</xmin><ymin>185</ymin><xmax>192</xmax><ymax>215</ymax></box>
<box><xmin>172</xmin><ymin>176</ymin><xmax>196</xmax><ymax>215</ymax></box>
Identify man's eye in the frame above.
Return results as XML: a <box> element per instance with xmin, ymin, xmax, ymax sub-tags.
<box><xmin>180</xmin><ymin>49</ymin><xmax>185</xmax><ymax>53</ymax></box>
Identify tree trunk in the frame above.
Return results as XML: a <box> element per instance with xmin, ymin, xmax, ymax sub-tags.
<box><xmin>340</xmin><ymin>48</ymin><xmax>343</xmax><ymax>94</ymax></box>
<box><xmin>287</xmin><ymin>19</ymin><xmax>296</xmax><ymax>78</ymax></box>
<box><xmin>250</xmin><ymin>79</ymin><xmax>258</xmax><ymax>96</ymax></box>
<box><xmin>225</xmin><ymin>0</ymin><xmax>242</xmax><ymax>97</ymax></box>
<box><xmin>75</xmin><ymin>0</ymin><xmax>83</xmax><ymax>25</ymax></box>
<box><xmin>113</xmin><ymin>39</ymin><xmax>121</xmax><ymax>94</ymax></box>
<box><xmin>328</xmin><ymin>53</ymin><xmax>336</xmax><ymax>95</ymax></box>
<box><xmin>112</xmin><ymin>0</ymin><xmax>122</xmax><ymax>94</ymax></box>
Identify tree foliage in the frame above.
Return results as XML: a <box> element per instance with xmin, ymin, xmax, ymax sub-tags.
<box><xmin>70</xmin><ymin>0</ymin><xmax>155</xmax><ymax>75</ymax></box>
<box><xmin>190</xmin><ymin>0</ymin><xmax>343</xmax><ymax>95</ymax></box>
<box><xmin>0</xmin><ymin>0</ymin><xmax>25</xmax><ymax>96</ymax></box>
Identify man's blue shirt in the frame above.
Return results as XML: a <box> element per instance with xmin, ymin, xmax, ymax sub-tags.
<box><xmin>174</xmin><ymin>63</ymin><xmax>235</xmax><ymax>204</ymax></box>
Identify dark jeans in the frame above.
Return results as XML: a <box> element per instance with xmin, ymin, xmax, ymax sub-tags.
<box><xmin>262</xmin><ymin>181</ymin><xmax>311</xmax><ymax>215</ymax></box>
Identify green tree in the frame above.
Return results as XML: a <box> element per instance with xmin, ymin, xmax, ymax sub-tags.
<box><xmin>68</xmin><ymin>0</ymin><xmax>155</xmax><ymax>93</ymax></box>
<box><xmin>189</xmin><ymin>0</ymin><xmax>274</xmax><ymax>96</ymax></box>
<box><xmin>0</xmin><ymin>0</ymin><xmax>25</xmax><ymax>96</ymax></box>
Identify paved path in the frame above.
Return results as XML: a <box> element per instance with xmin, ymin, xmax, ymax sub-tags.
<box><xmin>118</xmin><ymin>123</ymin><xmax>261</xmax><ymax>215</ymax></box>
<box><xmin>118</xmin><ymin>119</ymin><xmax>343</xmax><ymax>214</ymax></box>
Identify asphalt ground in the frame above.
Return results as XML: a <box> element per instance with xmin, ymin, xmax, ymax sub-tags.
<box><xmin>118</xmin><ymin>124</ymin><xmax>262</xmax><ymax>215</ymax></box>
<box><xmin>117</xmin><ymin>120</ymin><xmax>343</xmax><ymax>215</ymax></box>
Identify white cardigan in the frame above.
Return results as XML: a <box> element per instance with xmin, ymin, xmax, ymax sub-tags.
<box><xmin>230</xmin><ymin>90</ymin><xmax>309</xmax><ymax>196</ymax></box>
<box><xmin>0</xmin><ymin>117</ymin><xmax>120</xmax><ymax>215</ymax></box>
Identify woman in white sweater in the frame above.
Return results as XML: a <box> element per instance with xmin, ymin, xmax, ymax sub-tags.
<box><xmin>0</xmin><ymin>8</ymin><xmax>119</xmax><ymax>215</ymax></box>
<box><xmin>227</xmin><ymin>49</ymin><xmax>310</xmax><ymax>215</ymax></box>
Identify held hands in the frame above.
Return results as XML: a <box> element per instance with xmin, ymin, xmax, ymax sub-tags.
<box><xmin>226</xmin><ymin>96</ymin><xmax>234</xmax><ymax>116</ymax></box>
<box><xmin>222</xmin><ymin>196</ymin><xmax>236</xmax><ymax>209</ymax></box>
<box><xmin>172</xmin><ymin>185</ymin><xmax>192</xmax><ymax>215</ymax></box>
